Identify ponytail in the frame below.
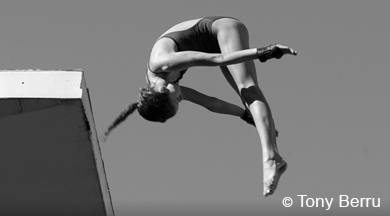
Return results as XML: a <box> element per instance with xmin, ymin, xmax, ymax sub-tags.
<box><xmin>101</xmin><ymin>102</ymin><xmax>138</xmax><ymax>141</ymax></box>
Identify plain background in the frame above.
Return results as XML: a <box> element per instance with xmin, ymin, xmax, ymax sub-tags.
<box><xmin>1</xmin><ymin>0</ymin><xmax>389</xmax><ymax>215</ymax></box>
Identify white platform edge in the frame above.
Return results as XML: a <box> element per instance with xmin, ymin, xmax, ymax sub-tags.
<box><xmin>0</xmin><ymin>70</ymin><xmax>83</xmax><ymax>98</ymax></box>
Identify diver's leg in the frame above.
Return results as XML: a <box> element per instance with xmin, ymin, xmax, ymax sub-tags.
<box><xmin>214</xmin><ymin>18</ymin><xmax>286</xmax><ymax>196</ymax></box>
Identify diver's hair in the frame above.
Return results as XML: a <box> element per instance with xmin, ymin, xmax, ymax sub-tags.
<box><xmin>137</xmin><ymin>86</ymin><xmax>176</xmax><ymax>122</ymax></box>
<box><xmin>101</xmin><ymin>102</ymin><xmax>138</xmax><ymax>141</ymax></box>
<box><xmin>100</xmin><ymin>86</ymin><xmax>176</xmax><ymax>141</ymax></box>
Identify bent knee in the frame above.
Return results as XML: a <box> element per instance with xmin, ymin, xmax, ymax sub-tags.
<box><xmin>240</xmin><ymin>86</ymin><xmax>266</xmax><ymax>105</ymax></box>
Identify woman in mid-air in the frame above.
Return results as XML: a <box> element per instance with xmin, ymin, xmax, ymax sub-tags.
<box><xmin>103</xmin><ymin>16</ymin><xmax>297</xmax><ymax>197</ymax></box>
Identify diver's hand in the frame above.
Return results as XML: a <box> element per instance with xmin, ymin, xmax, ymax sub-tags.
<box><xmin>240</xmin><ymin>109</ymin><xmax>255</xmax><ymax>126</ymax></box>
<box><xmin>257</xmin><ymin>44</ymin><xmax>298</xmax><ymax>62</ymax></box>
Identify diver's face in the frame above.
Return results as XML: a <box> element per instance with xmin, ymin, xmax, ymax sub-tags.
<box><xmin>165</xmin><ymin>83</ymin><xmax>182</xmax><ymax>111</ymax></box>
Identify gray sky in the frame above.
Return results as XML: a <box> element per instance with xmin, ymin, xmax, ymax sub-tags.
<box><xmin>1</xmin><ymin>0</ymin><xmax>389</xmax><ymax>215</ymax></box>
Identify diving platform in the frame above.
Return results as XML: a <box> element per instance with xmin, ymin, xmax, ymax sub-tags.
<box><xmin>0</xmin><ymin>70</ymin><xmax>114</xmax><ymax>216</ymax></box>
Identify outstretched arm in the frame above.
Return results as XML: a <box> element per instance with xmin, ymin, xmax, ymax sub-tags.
<box><xmin>151</xmin><ymin>44</ymin><xmax>297</xmax><ymax>73</ymax></box>
<box><xmin>181</xmin><ymin>86</ymin><xmax>245</xmax><ymax>117</ymax></box>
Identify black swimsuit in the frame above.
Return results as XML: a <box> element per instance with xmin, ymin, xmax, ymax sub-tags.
<box><xmin>147</xmin><ymin>16</ymin><xmax>235</xmax><ymax>84</ymax></box>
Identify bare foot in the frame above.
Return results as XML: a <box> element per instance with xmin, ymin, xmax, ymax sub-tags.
<box><xmin>263</xmin><ymin>157</ymin><xmax>287</xmax><ymax>197</ymax></box>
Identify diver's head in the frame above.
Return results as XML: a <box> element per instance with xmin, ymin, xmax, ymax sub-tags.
<box><xmin>137</xmin><ymin>83</ymin><xmax>181</xmax><ymax>123</ymax></box>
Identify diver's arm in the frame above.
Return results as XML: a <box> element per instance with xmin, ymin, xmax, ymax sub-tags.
<box><xmin>151</xmin><ymin>44</ymin><xmax>297</xmax><ymax>73</ymax></box>
<box><xmin>181</xmin><ymin>86</ymin><xmax>244</xmax><ymax>117</ymax></box>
